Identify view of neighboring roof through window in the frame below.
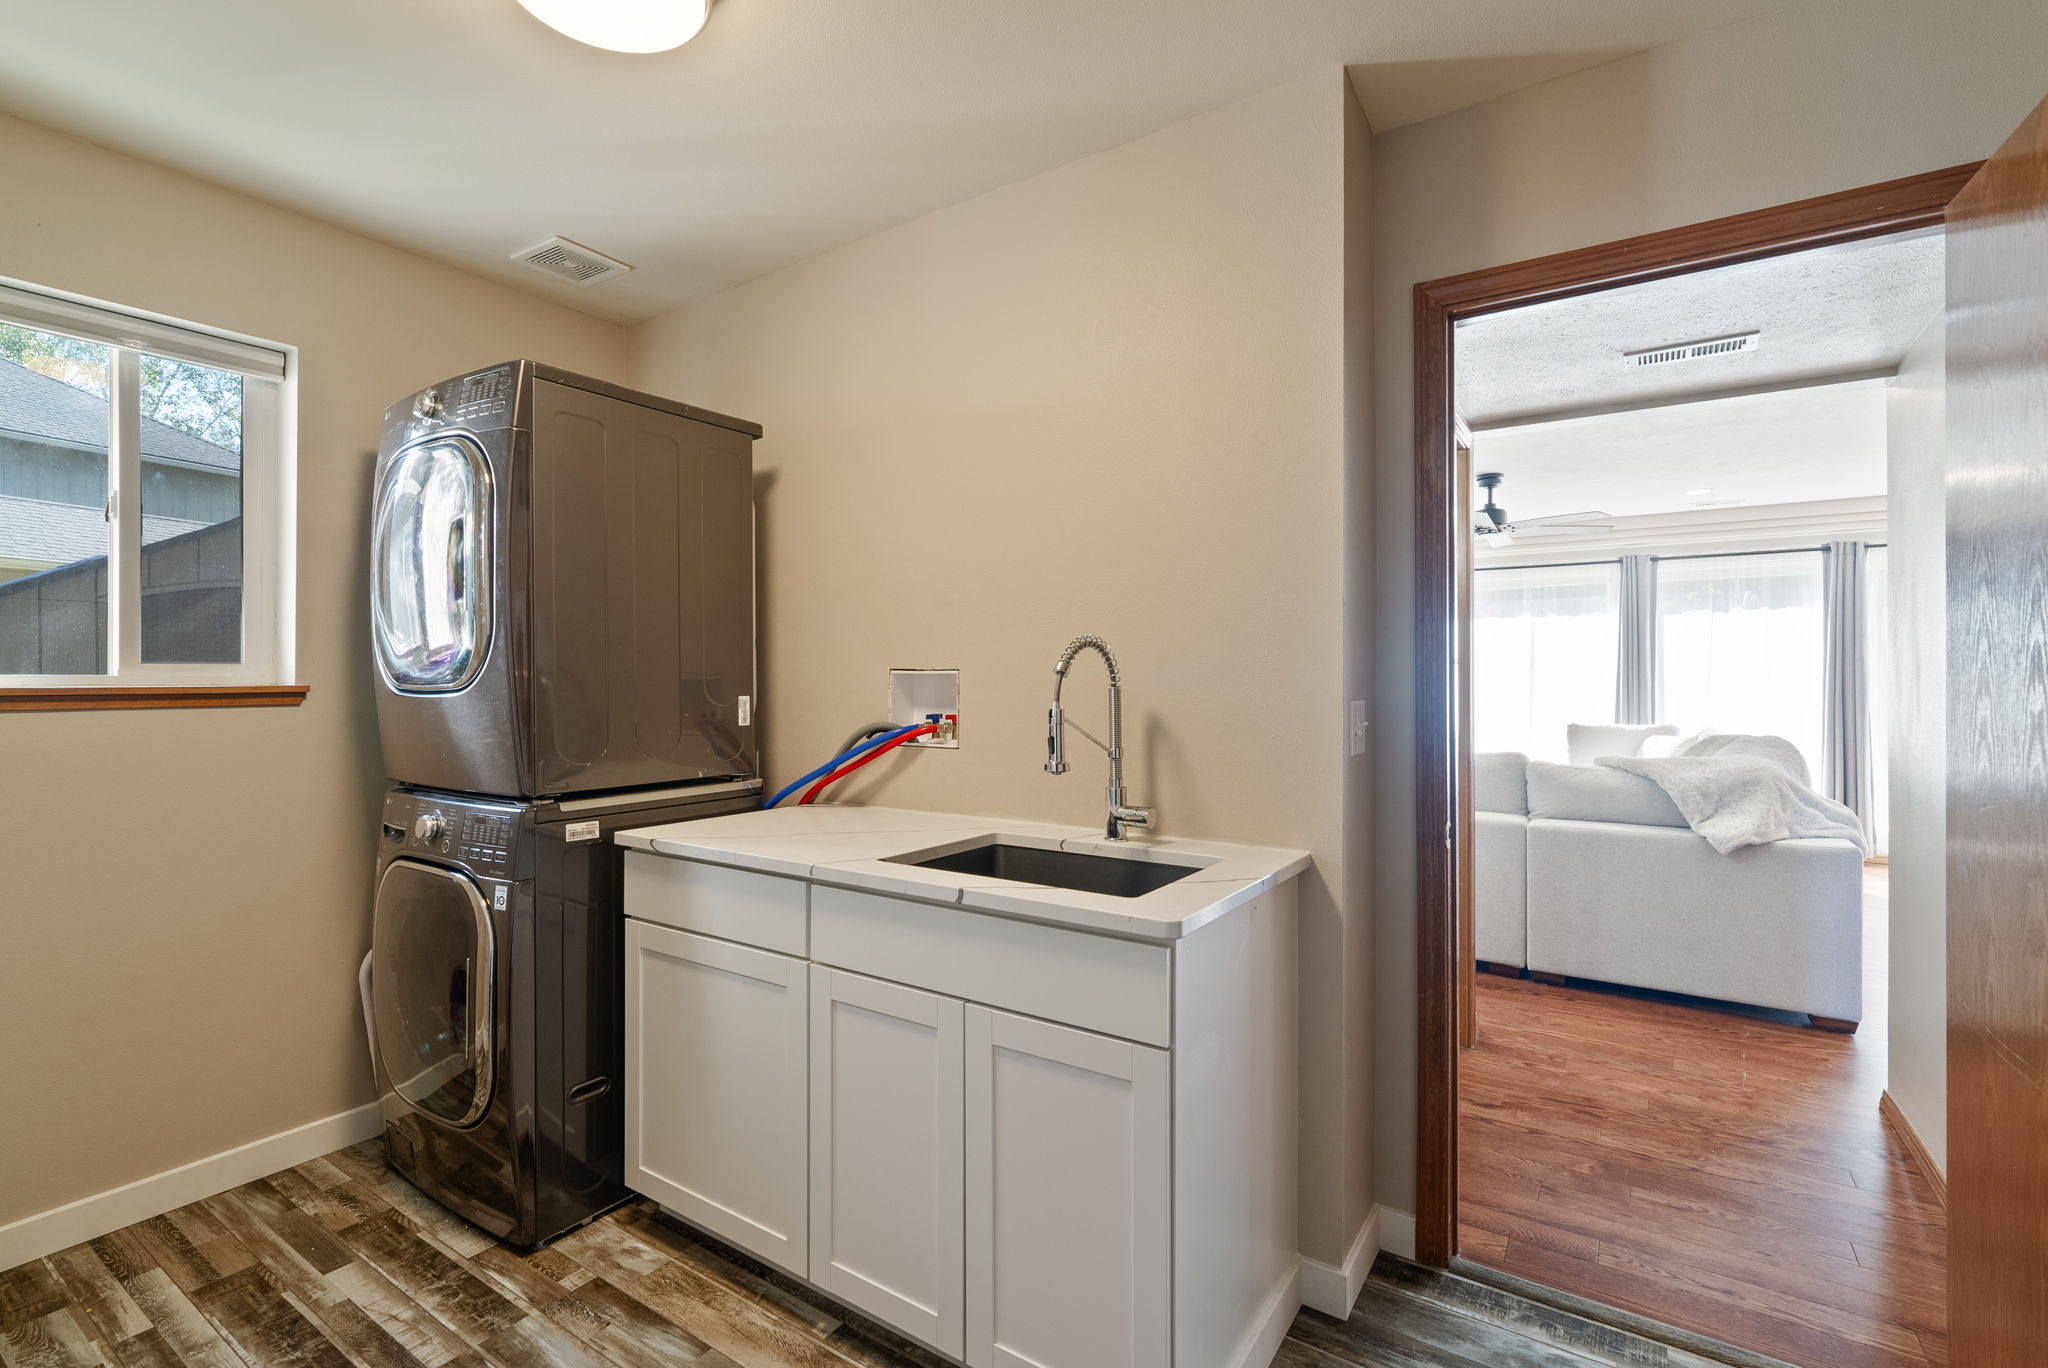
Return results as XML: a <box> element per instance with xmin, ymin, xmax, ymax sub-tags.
<box><xmin>0</xmin><ymin>282</ymin><xmax>291</xmax><ymax>691</ymax></box>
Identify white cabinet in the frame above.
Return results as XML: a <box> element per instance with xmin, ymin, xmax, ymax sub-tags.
<box><xmin>624</xmin><ymin>919</ymin><xmax>809</xmax><ymax>1275</ymax></box>
<box><xmin>965</xmin><ymin>1007</ymin><xmax>1170</xmax><ymax>1368</ymax></box>
<box><xmin>808</xmin><ymin>967</ymin><xmax>965</xmax><ymax>1356</ymax></box>
<box><xmin>624</xmin><ymin>867</ymin><xmax>1299</xmax><ymax>1368</ymax></box>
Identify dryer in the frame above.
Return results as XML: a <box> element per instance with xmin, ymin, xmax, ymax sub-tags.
<box><xmin>370</xmin><ymin>778</ymin><xmax>761</xmax><ymax>1248</ymax></box>
<box><xmin>371</xmin><ymin>361</ymin><xmax>760</xmax><ymax>798</ymax></box>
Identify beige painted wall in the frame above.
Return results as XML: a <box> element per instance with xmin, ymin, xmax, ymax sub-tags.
<box><xmin>628</xmin><ymin>71</ymin><xmax>1377</xmax><ymax>1265</ymax></box>
<box><xmin>1886</xmin><ymin>316</ymin><xmax>1946</xmax><ymax>1173</ymax></box>
<box><xmin>0</xmin><ymin>113</ymin><xmax>624</xmax><ymax>1225</ymax></box>
<box><xmin>1368</xmin><ymin>0</ymin><xmax>2048</xmax><ymax>1215</ymax></box>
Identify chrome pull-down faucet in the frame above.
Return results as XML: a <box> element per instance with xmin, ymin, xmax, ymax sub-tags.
<box><xmin>1045</xmin><ymin>634</ymin><xmax>1153</xmax><ymax>841</ymax></box>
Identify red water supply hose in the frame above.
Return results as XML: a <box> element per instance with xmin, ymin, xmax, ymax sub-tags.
<box><xmin>798</xmin><ymin>722</ymin><xmax>940</xmax><ymax>805</ymax></box>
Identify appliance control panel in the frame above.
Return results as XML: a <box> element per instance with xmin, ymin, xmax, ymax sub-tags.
<box><xmin>446</xmin><ymin>365</ymin><xmax>513</xmax><ymax>427</ymax></box>
<box><xmin>456</xmin><ymin>811</ymin><xmax>516</xmax><ymax>872</ymax></box>
<box><xmin>380</xmin><ymin>788</ymin><xmax>528</xmax><ymax>880</ymax></box>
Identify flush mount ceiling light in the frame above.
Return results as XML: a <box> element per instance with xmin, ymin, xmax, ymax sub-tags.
<box><xmin>515</xmin><ymin>0</ymin><xmax>711</xmax><ymax>53</ymax></box>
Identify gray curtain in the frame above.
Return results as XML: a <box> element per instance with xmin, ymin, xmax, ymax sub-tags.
<box><xmin>1614</xmin><ymin>554</ymin><xmax>1658</xmax><ymax>724</ymax></box>
<box><xmin>1822</xmin><ymin>540</ymin><xmax>1872</xmax><ymax>826</ymax></box>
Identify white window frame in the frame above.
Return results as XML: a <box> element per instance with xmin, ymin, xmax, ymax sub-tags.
<box><xmin>0</xmin><ymin>277</ymin><xmax>296</xmax><ymax>688</ymax></box>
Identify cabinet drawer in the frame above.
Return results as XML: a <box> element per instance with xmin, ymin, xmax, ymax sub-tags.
<box><xmin>625</xmin><ymin>851</ymin><xmax>807</xmax><ymax>955</ymax></box>
<box><xmin>811</xmin><ymin>885</ymin><xmax>1171</xmax><ymax>1047</ymax></box>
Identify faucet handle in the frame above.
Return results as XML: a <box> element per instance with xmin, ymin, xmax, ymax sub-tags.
<box><xmin>1111</xmin><ymin>804</ymin><xmax>1153</xmax><ymax>830</ymax></box>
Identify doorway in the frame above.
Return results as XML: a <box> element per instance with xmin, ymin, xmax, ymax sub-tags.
<box><xmin>1409</xmin><ymin>166</ymin><xmax>1977</xmax><ymax>1366</ymax></box>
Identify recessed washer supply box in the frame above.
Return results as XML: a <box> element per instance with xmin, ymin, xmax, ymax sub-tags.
<box><xmin>889</xmin><ymin>668</ymin><xmax>959</xmax><ymax>746</ymax></box>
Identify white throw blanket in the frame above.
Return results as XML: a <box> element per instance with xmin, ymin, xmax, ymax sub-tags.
<box><xmin>1600</xmin><ymin>734</ymin><xmax>1868</xmax><ymax>856</ymax></box>
<box><xmin>1664</xmin><ymin>731</ymin><xmax>1814</xmax><ymax>786</ymax></box>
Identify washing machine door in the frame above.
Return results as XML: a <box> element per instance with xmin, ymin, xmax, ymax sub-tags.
<box><xmin>373</xmin><ymin>859</ymin><xmax>495</xmax><ymax>1127</ymax></box>
<box><xmin>373</xmin><ymin>434</ymin><xmax>493</xmax><ymax>693</ymax></box>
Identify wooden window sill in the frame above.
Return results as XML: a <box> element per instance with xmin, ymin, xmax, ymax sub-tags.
<box><xmin>0</xmin><ymin>685</ymin><xmax>310</xmax><ymax>713</ymax></box>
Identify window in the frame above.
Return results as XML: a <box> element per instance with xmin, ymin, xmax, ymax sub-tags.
<box><xmin>0</xmin><ymin>280</ymin><xmax>291</xmax><ymax>689</ymax></box>
<box><xmin>1656</xmin><ymin>551</ymin><xmax>1826</xmax><ymax>778</ymax></box>
<box><xmin>1472</xmin><ymin>562</ymin><xmax>1620</xmax><ymax>760</ymax></box>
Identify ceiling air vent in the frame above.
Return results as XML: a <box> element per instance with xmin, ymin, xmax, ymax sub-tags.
<box><xmin>512</xmin><ymin>236</ymin><xmax>633</xmax><ymax>286</ymax></box>
<box><xmin>1623</xmin><ymin>331</ymin><xmax>1760</xmax><ymax>370</ymax></box>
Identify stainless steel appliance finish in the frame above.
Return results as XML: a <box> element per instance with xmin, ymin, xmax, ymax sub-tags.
<box><xmin>372</xmin><ymin>361</ymin><xmax>762</xmax><ymax>798</ymax></box>
<box><xmin>370</xmin><ymin>778</ymin><xmax>762</xmax><ymax>1249</ymax></box>
<box><xmin>1044</xmin><ymin>634</ymin><xmax>1153</xmax><ymax>840</ymax></box>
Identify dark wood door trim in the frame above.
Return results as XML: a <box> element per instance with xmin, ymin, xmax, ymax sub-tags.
<box><xmin>1410</xmin><ymin>161</ymin><xmax>1982</xmax><ymax>1268</ymax></box>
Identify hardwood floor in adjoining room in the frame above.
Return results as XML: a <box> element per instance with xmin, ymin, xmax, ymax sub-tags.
<box><xmin>1460</xmin><ymin>867</ymin><xmax>1947</xmax><ymax>1368</ymax></box>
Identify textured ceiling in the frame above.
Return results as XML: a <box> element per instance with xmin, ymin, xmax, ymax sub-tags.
<box><xmin>1467</xmin><ymin>379</ymin><xmax>1889</xmax><ymax>524</ymax></box>
<box><xmin>0</xmin><ymin>0</ymin><xmax>1796</xmax><ymax>322</ymax></box>
<box><xmin>1456</xmin><ymin>230</ymin><xmax>1944</xmax><ymax>425</ymax></box>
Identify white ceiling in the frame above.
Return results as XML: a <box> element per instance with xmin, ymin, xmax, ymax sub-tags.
<box><xmin>1456</xmin><ymin>230</ymin><xmax>1944</xmax><ymax>424</ymax></box>
<box><xmin>0</xmin><ymin>0</ymin><xmax>1798</xmax><ymax>322</ymax></box>
<box><xmin>1467</xmin><ymin>379</ymin><xmax>1889</xmax><ymax>524</ymax></box>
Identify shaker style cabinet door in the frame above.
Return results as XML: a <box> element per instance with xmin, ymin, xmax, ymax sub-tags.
<box><xmin>808</xmin><ymin>968</ymin><xmax>966</xmax><ymax>1356</ymax></box>
<box><xmin>964</xmin><ymin>1007</ymin><xmax>1169</xmax><ymax>1368</ymax></box>
<box><xmin>624</xmin><ymin>919</ymin><xmax>808</xmax><ymax>1274</ymax></box>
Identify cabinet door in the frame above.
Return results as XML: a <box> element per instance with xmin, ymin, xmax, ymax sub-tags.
<box><xmin>625</xmin><ymin>919</ymin><xmax>807</xmax><ymax>1274</ymax></box>
<box><xmin>965</xmin><ymin>1007</ymin><xmax>1169</xmax><ymax>1368</ymax></box>
<box><xmin>809</xmin><ymin>968</ymin><xmax>965</xmax><ymax>1356</ymax></box>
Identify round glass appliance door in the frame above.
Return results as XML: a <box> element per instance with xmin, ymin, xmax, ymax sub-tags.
<box><xmin>373</xmin><ymin>435</ymin><xmax>492</xmax><ymax>691</ymax></box>
<box><xmin>372</xmin><ymin>859</ymin><xmax>495</xmax><ymax>1126</ymax></box>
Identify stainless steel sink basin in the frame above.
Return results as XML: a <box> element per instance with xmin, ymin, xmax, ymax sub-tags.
<box><xmin>900</xmin><ymin>841</ymin><xmax>1201</xmax><ymax>898</ymax></box>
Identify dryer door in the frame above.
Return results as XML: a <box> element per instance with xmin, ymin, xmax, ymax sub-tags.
<box><xmin>373</xmin><ymin>434</ymin><xmax>493</xmax><ymax>692</ymax></box>
<box><xmin>373</xmin><ymin>859</ymin><xmax>495</xmax><ymax>1126</ymax></box>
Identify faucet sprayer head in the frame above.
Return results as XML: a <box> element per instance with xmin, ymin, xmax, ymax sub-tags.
<box><xmin>1045</xmin><ymin>704</ymin><xmax>1069</xmax><ymax>774</ymax></box>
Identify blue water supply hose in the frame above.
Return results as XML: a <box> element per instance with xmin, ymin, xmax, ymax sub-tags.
<box><xmin>765</xmin><ymin>724</ymin><xmax>923</xmax><ymax>808</ymax></box>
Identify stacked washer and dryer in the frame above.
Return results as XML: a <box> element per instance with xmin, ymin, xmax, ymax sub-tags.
<box><xmin>366</xmin><ymin>361</ymin><xmax>763</xmax><ymax>1247</ymax></box>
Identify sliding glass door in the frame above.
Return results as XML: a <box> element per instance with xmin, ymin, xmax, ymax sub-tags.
<box><xmin>1472</xmin><ymin>562</ymin><xmax>1620</xmax><ymax>761</ymax></box>
<box><xmin>1656</xmin><ymin>551</ymin><xmax>1827</xmax><ymax>780</ymax></box>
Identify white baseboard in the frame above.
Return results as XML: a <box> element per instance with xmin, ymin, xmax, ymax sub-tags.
<box><xmin>1228</xmin><ymin>1263</ymin><xmax>1302</xmax><ymax>1368</ymax></box>
<box><xmin>0</xmin><ymin>1103</ymin><xmax>382</xmax><ymax>1270</ymax></box>
<box><xmin>1375</xmin><ymin>1205</ymin><xmax>1416</xmax><ymax>1260</ymax></box>
<box><xmin>1299</xmin><ymin>1207</ymin><xmax>1380</xmax><ymax>1318</ymax></box>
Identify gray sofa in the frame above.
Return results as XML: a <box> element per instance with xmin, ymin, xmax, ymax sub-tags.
<box><xmin>1472</xmin><ymin>752</ymin><xmax>1865</xmax><ymax>1030</ymax></box>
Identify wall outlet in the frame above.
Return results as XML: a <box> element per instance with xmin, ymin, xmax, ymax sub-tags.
<box><xmin>1348</xmin><ymin>700</ymin><xmax>1369</xmax><ymax>758</ymax></box>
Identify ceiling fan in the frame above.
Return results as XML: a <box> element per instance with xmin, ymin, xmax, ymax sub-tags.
<box><xmin>1473</xmin><ymin>472</ymin><xmax>1613</xmax><ymax>541</ymax></box>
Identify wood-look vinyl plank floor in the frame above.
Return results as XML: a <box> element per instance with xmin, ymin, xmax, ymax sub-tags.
<box><xmin>1461</xmin><ymin>866</ymin><xmax>1948</xmax><ymax>1368</ymax></box>
<box><xmin>2</xmin><ymin>1143</ymin><xmax>1750</xmax><ymax>1368</ymax></box>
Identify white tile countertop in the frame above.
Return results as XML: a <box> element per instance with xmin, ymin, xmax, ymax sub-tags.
<box><xmin>614</xmin><ymin>805</ymin><xmax>1311</xmax><ymax>940</ymax></box>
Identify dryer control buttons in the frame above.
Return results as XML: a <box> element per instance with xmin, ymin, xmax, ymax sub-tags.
<box><xmin>413</xmin><ymin>388</ymin><xmax>443</xmax><ymax>420</ymax></box>
<box><xmin>413</xmin><ymin>813</ymin><xmax>445</xmax><ymax>844</ymax></box>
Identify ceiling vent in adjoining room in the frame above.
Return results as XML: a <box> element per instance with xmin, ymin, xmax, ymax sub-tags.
<box><xmin>1623</xmin><ymin>331</ymin><xmax>1761</xmax><ymax>370</ymax></box>
<box><xmin>512</xmin><ymin>236</ymin><xmax>634</xmax><ymax>285</ymax></box>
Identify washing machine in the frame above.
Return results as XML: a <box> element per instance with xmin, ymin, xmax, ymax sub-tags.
<box><xmin>369</xmin><ymin>777</ymin><xmax>760</xmax><ymax>1248</ymax></box>
<box><xmin>370</xmin><ymin>361</ymin><xmax>761</xmax><ymax>799</ymax></box>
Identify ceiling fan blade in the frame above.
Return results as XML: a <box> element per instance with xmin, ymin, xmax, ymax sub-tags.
<box><xmin>1512</xmin><ymin>521</ymin><xmax>1614</xmax><ymax>537</ymax></box>
<box><xmin>1513</xmin><ymin>510</ymin><xmax>1610</xmax><ymax>527</ymax></box>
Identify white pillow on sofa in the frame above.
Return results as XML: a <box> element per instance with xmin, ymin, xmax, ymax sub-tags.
<box><xmin>1566</xmin><ymin>722</ymin><xmax>1679</xmax><ymax>768</ymax></box>
<box><xmin>1639</xmin><ymin>732</ymin><xmax>1692</xmax><ymax>758</ymax></box>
